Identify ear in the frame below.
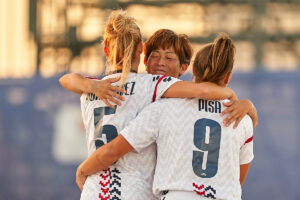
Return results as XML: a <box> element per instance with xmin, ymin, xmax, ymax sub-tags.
<box><xmin>179</xmin><ymin>63</ymin><xmax>189</xmax><ymax>76</ymax></box>
<box><xmin>104</xmin><ymin>46</ymin><xmax>109</xmax><ymax>57</ymax></box>
<box><xmin>144</xmin><ymin>57</ymin><xmax>150</xmax><ymax>73</ymax></box>
<box><xmin>224</xmin><ymin>71</ymin><xmax>232</xmax><ymax>85</ymax></box>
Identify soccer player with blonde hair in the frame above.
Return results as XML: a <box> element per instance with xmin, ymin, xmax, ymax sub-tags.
<box><xmin>60</xmin><ymin>10</ymin><xmax>244</xmax><ymax>200</ymax></box>
<box><xmin>75</xmin><ymin>33</ymin><xmax>254</xmax><ymax>200</ymax></box>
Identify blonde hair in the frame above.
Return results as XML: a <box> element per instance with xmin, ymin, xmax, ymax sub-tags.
<box><xmin>193</xmin><ymin>33</ymin><xmax>235</xmax><ymax>84</ymax></box>
<box><xmin>103</xmin><ymin>10</ymin><xmax>142</xmax><ymax>85</ymax></box>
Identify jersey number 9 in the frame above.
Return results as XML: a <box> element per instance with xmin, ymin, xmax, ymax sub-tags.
<box><xmin>192</xmin><ymin>118</ymin><xmax>221</xmax><ymax>178</ymax></box>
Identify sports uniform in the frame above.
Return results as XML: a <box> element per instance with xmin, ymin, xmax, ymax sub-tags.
<box><xmin>80</xmin><ymin>72</ymin><xmax>180</xmax><ymax>200</ymax></box>
<box><xmin>121</xmin><ymin>98</ymin><xmax>254</xmax><ymax>200</ymax></box>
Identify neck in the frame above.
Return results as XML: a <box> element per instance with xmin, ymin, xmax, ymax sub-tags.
<box><xmin>131</xmin><ymin>58</ymin><xmax>139</xmax><ymax>72</ymax></box>
<box><xmin>194</xmin><ymin>77</ymin><xmax>226</xmax><ymax>87</ymax></box>
<box><xmin>114</xmin><ymin>63</ymin><xmax>138</xmax><ymax>73</ymax></box>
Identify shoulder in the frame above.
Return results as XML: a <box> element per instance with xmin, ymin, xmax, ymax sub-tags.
<box><xmin>101</xmin><ymin>73</ymin><xmax>119</xmax><ymax>80</ymax></box>
<box><xmin>155</xmin><ymin>98</ymin><xmax>193</xmax><ymax>107</ymax></box>
<box><xmin>239</xmin><ymin>114</ymin><xmax>253</xmax><ymax>131</ymax></box>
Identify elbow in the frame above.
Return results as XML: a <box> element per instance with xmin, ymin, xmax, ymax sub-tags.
<box><xmin>253</xmin><ymin>119</ymin><xmax>258</xmax><ymax>128</ymax></box>
<box><xmin>96</xmin><ymin>145</ymin><xmax>119</xmax><ymax>166</ymax></box>
<box><xmin>59</xmin><ymin>74</ymin><xmax>68</xmax><ymax>88</ymax></box>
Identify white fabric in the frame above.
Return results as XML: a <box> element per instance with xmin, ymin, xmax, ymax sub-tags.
<box><xmin>121</xmin><ymin>98</ymin><xmax>254</xmax><ymax>200</ymax></box>
<box><xmin>80</xmin><ymin>73</ymin><xmax>180</xmax><ymax>200</ymax></box>
<box><xmin>160</xmin><ymin>191</ymin><xmax>220</xmax><ymax>200</ymax></box>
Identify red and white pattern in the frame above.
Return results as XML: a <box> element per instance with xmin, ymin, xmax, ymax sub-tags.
<box><xmin>99</xmin><ymin>168</ymin><xmax>111</xmax><ymax>200</ymax></box>
<box><xmin>192</xmin><ymin>183</ymin><xmax>216</xmax><ymax>199</ymax></box>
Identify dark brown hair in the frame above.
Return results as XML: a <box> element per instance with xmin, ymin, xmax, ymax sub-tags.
<box><xmin>193</xmin><ymin>33</ymin><xmax>235</xmax><ymax>84</ymax></box>
<box><xmin>144</xmin><ymin>29</ymin><xmax>193</xmax><ymax>66</ymax></box>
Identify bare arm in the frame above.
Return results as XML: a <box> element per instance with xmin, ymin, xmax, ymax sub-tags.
<box><xmin>162</xmin><ymin>81</ymin><xmax>237</xmax><ymax>101</ymax></box>
<box><xmin>59</xmin><ymin>73</ymin><xmax>125</xmax><ymax>107</ymax></box>
<box><xmin>76</xmin><ymin>135</ymin><xmax>133</xmax><ymax>190</ymax></box>
<box><xmin>221</xmin><ymin>99</ymin><xmax>258</xmax><ymax>128</ymax></box>
<box><xmin>240</xmin><ymin>163</ymin><xmax>251</xmax><ymax>185</ymax></box>
<box><xmin>59</xmin><ymin>73</ymin><xmax>90</xmax><ymax>95</ymax></box>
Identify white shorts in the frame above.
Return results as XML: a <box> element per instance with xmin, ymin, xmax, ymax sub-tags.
<box><xmin>160</xmin><ymin>191</ymin><xmax>215</xmax><ymax>200</ymax></box>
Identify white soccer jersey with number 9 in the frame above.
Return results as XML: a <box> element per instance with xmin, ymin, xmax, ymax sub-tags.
<box><xmin>80</xmin><ymin>73</ymin><xmax>180</xmax><ymax>200</ymax></box>
<box><xmin>121</xmin><ymin>98</ymin><xmax>254</xmax><ymax>200</ymax></box>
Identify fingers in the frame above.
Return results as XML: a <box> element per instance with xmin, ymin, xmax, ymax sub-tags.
<box><xmin>108</xmin><ymin>76</ymin><xmax>121</xmax><ymax>83</ymax></box>
<box><xmin>102</xmin><ymin>99</ymin><xmax>114</xmax><ymax>108</ymax></box>
<box><xmin>76</xmin><ymin>182</ymin><xmax>83</xmax><ymax>191</ymax></box>
<box><xmin>76</xmin><ymin>178</ymin><xmax>83</xmax><ymax>191</ymax></box>
<box><xmin>222</xmin><ymin>100</ymin><xmax>234</xmax><ymax>107</ymax></box>
<box><xmin>223</xmin><ymin>111</ymin><xmax>238</xmax><ymax>127</ymax></box>
<box><xmin>76</xmin><ymin>180</ymin><xmax>83</xmax><ymax>191</ymax></box>
<box><xmin>109</xmin><ymin>90</ymin><xmax>125</xmax><ymax>101</ymax></box>
<box><xmin>233</xmin><ymin>117</ymin><xmax>243</xmax><ymax>129</ymax></box>
<box><xmin>220</xmin><ymin>106</ymin><xmax>233</xmax><ymax>117</ymax></box>
<box><xmin>106</xmin><ymin>95</ymin><xmax>122</xmax><ymax>106</ymax></box>
<box><xmin>111</xmin><ymin>85</ymin><xmax>126</xmax><ymax>94</ymax></box>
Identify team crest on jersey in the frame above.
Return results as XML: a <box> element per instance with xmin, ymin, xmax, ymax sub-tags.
<box><xmin>99</xmin><ymin>167</ymin><xmax>121</xmax><ymax>200</ymax></box>
<box><xmin>192</xmin><ymin>182</ymin><xmax>216</xmax><ymax>199</ymax></box>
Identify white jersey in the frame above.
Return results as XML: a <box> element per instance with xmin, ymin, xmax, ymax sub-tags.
<box><xmin>80</xmin><ymin>73</ymin><xmax>180</xmax><ymax>200</ymax></box>
<box><xmin>121</xmin><ymin>98</ymin><xmax>254</xmax><ymax>200</ymax></box>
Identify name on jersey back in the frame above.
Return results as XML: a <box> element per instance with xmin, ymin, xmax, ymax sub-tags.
<box><xmin>198</xmin><ymin>99</ymin><xmax>221</xmax><ymax>114</ymax></box>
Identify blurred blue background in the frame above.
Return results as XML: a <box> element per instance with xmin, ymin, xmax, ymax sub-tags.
<box><xmin>1</xmin><ymin>71</ymin><xmax>300</xmax><ymax>199</ymax></box>
<box><xmin>1</xmin><ymin>0</ymin><xmax>300</xmax><ymax>199</ymax></box>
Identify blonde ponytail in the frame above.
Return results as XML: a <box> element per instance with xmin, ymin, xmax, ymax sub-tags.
<box><xmin>103</xmin><ymin>10</ymin><xmax>141</xmax><ymax>85</ymax></box>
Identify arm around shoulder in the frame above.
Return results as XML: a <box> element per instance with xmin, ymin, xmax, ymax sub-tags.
<box><xmin>162</xmin><ymin>81</ymin><xmax>236</xmax><ymax>100</ymax></box>
<box><xmin>79</xmin><ymin>135</ymin><xmax>134</xmax><ymax>176</ymax></box>
<box><xmin>247</xmin><ymin>100</ymin><xmax>258</xmax><ymax>128</ymax></box>
<box><xmin>59</xmin><ymin>73</ymin><xmax>92</xmax><ymax>95</ymax></box>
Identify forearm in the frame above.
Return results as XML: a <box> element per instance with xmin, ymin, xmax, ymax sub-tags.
<box><xmin>59</xmin><ymin>73</ymin><xmax>94</xmax><ymax>95</ymax></box>
<box><xmin>197</xmin><ymin>82</ymin><xmax>236</xmax><ymax>100</ymax></box>
<box><xmin>240</xmin><ymin>163</ymin><xmax>251</xmax><ymax>185</ymax></box>
<box><xmin>80</xmin><ymin>145</ymin><xmax>118</xmax><ymax>176</ymax></box>
<box><xmin>163</xmin><ymin>81</ymin><xmax>235</xmax><ymax>100</ymax></box>
<box><xmin>79</xmin><ymin>135</ymin><xmax>134</xmax><ymax>176</ymax></box>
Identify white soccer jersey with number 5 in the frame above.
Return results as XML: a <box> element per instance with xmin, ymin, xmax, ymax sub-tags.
<box><xmin>121</xmin><ymin>98</ymin><xmax>254</xmax><ymax>200</ymax></box>
<box><xmin>80</xmin><ymin>73</ymin><xmax>180</xmax><ymax>200</ymax></box>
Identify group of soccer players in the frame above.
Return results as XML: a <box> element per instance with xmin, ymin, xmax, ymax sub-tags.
<box><xmin>60</xmin><ymin>9</ymin><xmax>257</xmax><ymax>200</ymax></box>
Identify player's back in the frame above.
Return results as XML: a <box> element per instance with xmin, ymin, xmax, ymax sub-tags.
<box><xmin>151</xmin><ymin>98</ymin><xmax>254</xmax><ymax>200</ymax></box>
<box><xmin>80</xmin><ymin>73</ymin><xmax>178</xmax><ymax>200</ymax></box>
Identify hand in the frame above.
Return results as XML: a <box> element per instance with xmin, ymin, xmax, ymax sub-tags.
<box><xmin>90</xmin><ymin>76</ymin><xmax>126</xmax><ymax>108</ymax></box>
<box><xmin>220</xmin><ymin>99</ymin><xmax>251</xmax><ymax>129</ymax></box>
<box><xmin>76</xmin><ymin>164</ymin><xmax>87</xmax><ymax>191</ymax></box>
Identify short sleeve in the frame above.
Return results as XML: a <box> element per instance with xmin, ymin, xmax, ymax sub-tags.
<box><xmin>151</xmin><ymin>75</ymin><xmax>181</xmax><ymax>102</ymax></box>
<box><xmin>121</xmin><ymin>102</ymin><xmax>161</xmax><ymax>153</ymax></box>
<box><xmin>239</xmin><ymin>115</ymin><xmax>254</xmax><ymax>165</ymax></box>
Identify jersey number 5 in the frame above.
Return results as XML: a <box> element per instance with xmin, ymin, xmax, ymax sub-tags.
<box><xmin>94</xmin><ymin>106</ymin><xmax>118</xmax><ymax>149</ymax></box>
<box><xmin>192</xmin><ymin>118</ymin><xmax>221</xmax><ymax>178</ymax></box>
